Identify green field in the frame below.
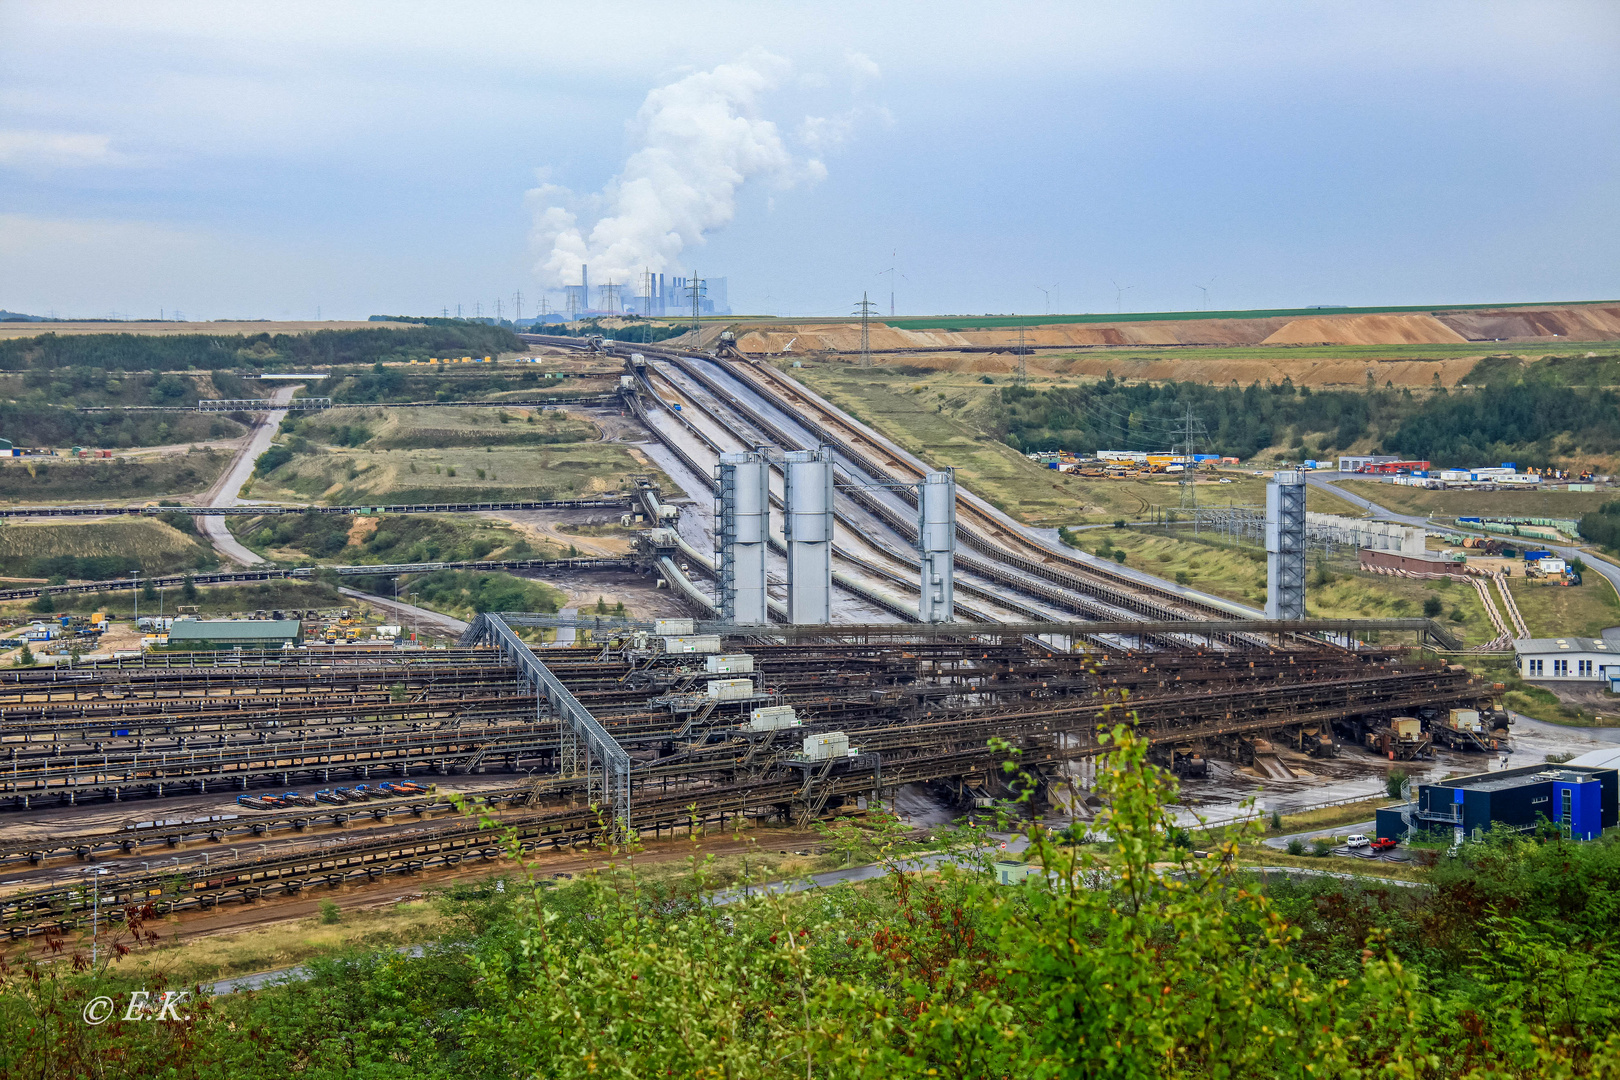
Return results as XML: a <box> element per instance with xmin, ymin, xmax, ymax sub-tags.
<box><xmin>0</xmin><ymin>450</ymin><xmax>230</xmax><ymax>502</ymax></box>
<box><xmin>1507</xmin><ymin>574</ymin><xmax>1620</xmax><ymax>638</ymax></box>
<box><xmin>1335</xmin><ymin>479</ymin><xmax>1612</xmax><ymax>519</ymax></box>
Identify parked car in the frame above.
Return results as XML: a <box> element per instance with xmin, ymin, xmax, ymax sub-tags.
<box><xmin>1345</xmin><ymin>834</ymin><xmax>1371</xmax><ymax>849</ymax></box>
<box><xmin>1370</xmin><ymin>837</ymin><xmax>1399</xmax><ymax>852</ymax></box>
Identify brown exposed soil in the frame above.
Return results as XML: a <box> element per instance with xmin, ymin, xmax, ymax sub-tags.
<box><xmin>730</xmin><ymin>304</ymin><xmax>1620</xmax><ymax>368</ymax></box>
<box><xmin>1261</xmin><ymin>314</ymin><xmax>1467</xmax><ymax>346</ymax></box>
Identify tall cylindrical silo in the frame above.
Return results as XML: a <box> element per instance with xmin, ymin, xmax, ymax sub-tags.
<box><xmin>784</xmin><ymin>447</ymin><xmax>834</xmax><ymax>624</ymax></box>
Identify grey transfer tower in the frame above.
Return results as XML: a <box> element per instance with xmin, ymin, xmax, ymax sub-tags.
<box><xmin>717</xmin><ymin>451</ymin><xmax>770</xmax><ymax>623</ymax></box>
<box><xmin>917</xmin><ymin>471</ymin><xmax>956</xmax><ymax>622</ymax></box>
<box><xmin>784</xmin><ymin>447</ymin><xmax>834</xmax><ymax>624</ymax></box>
<box><xmin>1265</xmin><ymin>469</ymin><xmax>1307</xmax><ymax>620</ymax></box>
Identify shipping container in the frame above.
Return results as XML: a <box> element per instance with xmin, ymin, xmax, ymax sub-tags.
<box><xmin>705</xmin><ymin>678</ymin><xmax>754</xmax><ymax>701</ymax></box>
<box><xmin>706</xmin><ymin>653</ymin><xmax>755</xmax><ymax>674</ymax></box>
<box><xmin>802</xmin><ymin>731</ymin><xmax>852</xmax><ymax>761</ymax></box>
<box><xmin>748</xmin><ymin>705</ymin><xmax>799</xmax><ymax>731</ymax></box>
<box><xmin>663</xmin><ymin>634</ymin><xmax>722</xmax><ymax>655</ymax></box>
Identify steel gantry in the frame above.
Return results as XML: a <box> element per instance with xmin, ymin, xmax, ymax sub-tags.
<box><xmin>465</xmin><ymin>614</ymin><xmax>632</xmax><ymax>832</ymax></box>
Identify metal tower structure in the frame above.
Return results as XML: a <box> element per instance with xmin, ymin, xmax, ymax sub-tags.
<box><xmin>784</xmin><ymin>447</ymin><xmax>834</xmax><ymax>623</ymax></box>
<box><xmin>1174</xmin><ymin>403</ymin><xmax>1209</xmax><ymax>511</ymax></box>
<box><xmin>917</xmin><ymin>471</ymin><xmax>957</xmax><ymax>622</ymax></box>
<box><xmin>854</xmin><ymin>293</ymin><xmax>877</xmax><ymax>367</ymax></box>
<box><xmin>716</xmin><ymin>451</ymin><xmax>771</xmax><ymax>623</ymax></box>
<box><xmin>1015</xmin><ymin>323</ymin><xmax>1028</xmax><ymax>386</ymax></box>
<box><xmin>688</xmin><ymin>275</ymin><xmax>706</xmax><ymax>334</ymax></box>
<box><xmin>1265</xmin><ymin>470</ymin><xmax>1307</xmax><ymax>619</ymax></box>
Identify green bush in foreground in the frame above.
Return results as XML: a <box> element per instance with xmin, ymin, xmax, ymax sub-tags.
<box><xmin>4</xmin><ymin>726</ymin><xmax>1620</xmax><ymax>1077</ymax></box>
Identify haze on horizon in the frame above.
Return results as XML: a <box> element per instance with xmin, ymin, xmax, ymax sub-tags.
<box><xmin>0</xmin><ymin>1</ymin><xmax>1616</xmax><ymax>322</ymax></box>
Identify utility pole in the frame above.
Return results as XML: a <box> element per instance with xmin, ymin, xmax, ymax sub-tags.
<box><xmin>1015</xmin><ymin>323</ymin><xmax>1028</xmax><ymax>386</ymax></box>
<box><xmin>854</xmin><ymin>292</ymin><xmax>878</xmax><ymax>367</ymax></box>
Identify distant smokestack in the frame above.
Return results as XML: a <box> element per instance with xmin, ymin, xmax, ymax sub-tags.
<box><xmin>582</xmin><ymin>264</ymin><xmax>589</xmax><ymax>308</ymax></box>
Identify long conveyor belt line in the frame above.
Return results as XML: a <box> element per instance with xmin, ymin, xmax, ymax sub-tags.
<box><xmin>644</xmin><ymin>351</ymin><xmax>1245</xmax><ymax>647</ymax></box>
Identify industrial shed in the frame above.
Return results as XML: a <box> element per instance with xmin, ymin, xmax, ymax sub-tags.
<box><xmin>166</xmin><ymin>619</ymin><xmax>302</xmax><ymax>649</ymax></box>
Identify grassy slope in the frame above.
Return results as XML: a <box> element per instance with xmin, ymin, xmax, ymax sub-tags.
<box><xmin>0</xmin><ymin>519</ymin><xmax>215</xmax><ymax>575</ymax></box>
<box><xmin>0</xmin><ymin>451</ymin><xmax>231</xmax><ymax>502</ymax></box>
<box><xmin>248</xmin><ymin>405</ymin><xmax>678</xmax><ymax>505</ymax></box>
<box><xmin>228</xmin><ymin>511</ymin><xmax>560</xmax><ymax>564</ymax></box>
<box><xmin>1506</xmin><ymin>574</ymin><xmax>1620</xmax><ymax>638</ymax></box>
<box><xmin>1094</xmin><ymin>530</ymin><xmax>1497</xmax><ymax>644</ymax></box>
<box><xmin>0</xmin><ymin>581</ymin><xmax>350</xmax><ymax>621</ymax></box>
<box><xmin>792</xmin><ymin>364</ymin><xmax>1360</xmax><ymax>524</ymax></box>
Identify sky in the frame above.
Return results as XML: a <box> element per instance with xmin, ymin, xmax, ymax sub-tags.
<box><xmin>1</xmin><ymin>1</ymin><xmax>1616</xmax><ymax>321</ymax></box>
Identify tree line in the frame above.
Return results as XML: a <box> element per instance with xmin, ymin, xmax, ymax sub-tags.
<box><xmin>0</xmin><ymin>324</ymin><xmax>522</xmax><ymax>374</ymax></box>
<box><xmin>997</xmin><ymin>375</ymin><xmax>1620</xmax><ymax>465</ymax></box>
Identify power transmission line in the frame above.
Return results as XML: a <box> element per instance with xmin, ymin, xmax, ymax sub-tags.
<box><xmin>853</xmin><ymin>292</ymin><xmax>878</xmax><ymax>367</ymax></box>
<box><xmin>1174</xmin><ymin>402</ymin><xmax>1211</xmax><ymax>512</ymax></box>
<box><xmin>1014</xmin><ymin>323</ymin><xmax>1027</xmax><ymax>386</ymax></box>
<box><xmin>687</xmin><ymin>274</ymin><xmax>706</xmax><ymax>334</ymax></box>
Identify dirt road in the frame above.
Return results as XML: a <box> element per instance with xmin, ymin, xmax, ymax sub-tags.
<box><xmin>199</xmin><ymin>385</ymin><xmax>299</xmax><ymax>565</ymax></box>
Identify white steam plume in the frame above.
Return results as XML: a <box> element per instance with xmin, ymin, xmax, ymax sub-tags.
<box><xmin>528</xmin><ymin>55</ymin><xmax>824</xmax><ymax>291</ymax></box>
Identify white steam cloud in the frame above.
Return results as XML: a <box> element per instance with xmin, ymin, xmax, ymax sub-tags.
<box><xmin>528</xmin><ymin>55</ymin><xmax>829</xmax><ymax>291</ymax></box>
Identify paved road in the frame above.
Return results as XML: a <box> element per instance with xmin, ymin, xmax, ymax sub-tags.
<box><xmin>1308</xmin><ymin>472</ymin><xmax>1620</xmax><ymax>606</ymax></box>
<box><xmin>336</xmin><ymin>586</ymin><xmax>469</xmax><ymax>638</ymax></box>
<box><xmin>200</xmin><ymin>385</ymin><xmax>300</xmax><ymax>566</ymax></box>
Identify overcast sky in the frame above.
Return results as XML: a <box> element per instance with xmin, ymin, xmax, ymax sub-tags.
<box><xmin>1</xmin><ymin>1</ymin><xmax>1616</xmax><ymax>321</ymax></box>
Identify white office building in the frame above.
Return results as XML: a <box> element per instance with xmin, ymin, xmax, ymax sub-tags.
<box><xmin>1514</xmin><ymin>637</ymin><xmax>1620</xmax><ymax>681</ymax></box>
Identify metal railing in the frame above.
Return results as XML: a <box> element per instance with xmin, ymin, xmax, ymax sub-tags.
<box><xmin>467</xmin><ymin>614</ymin><xmax>631</xmax><ymax>831</ymax></box>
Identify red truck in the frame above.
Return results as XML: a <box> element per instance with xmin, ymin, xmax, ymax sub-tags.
<box><xmin>1370</xmin><ymin>837</ymin><xmax>1398</xmax><ymax>853</ymax></box>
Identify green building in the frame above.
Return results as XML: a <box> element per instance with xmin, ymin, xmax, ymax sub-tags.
<box><xmin>166</xmin><ymin>619</ymin><xmax>301</xmax><ymax>649</ymax></box>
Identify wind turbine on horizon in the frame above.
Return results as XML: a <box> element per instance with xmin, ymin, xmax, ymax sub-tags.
<box><xmin>1194</xmin><ymin>277</ymin><xmax>1217</xmax><ymax>311</ymax></box>
<box><xmin>877</xmin><ymin>252</ymin><xmax>907</xmax><ymax>317</ymax></box>
<box><xmin>1112</xmin><ymin>279</ymin><xmax>1135</xmax><ymax>315</ymax></box>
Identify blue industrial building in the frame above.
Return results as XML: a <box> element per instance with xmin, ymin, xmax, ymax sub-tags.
<box><xmin>1377</xmin><ymin>763</ymin><xmax>1617</xmax><ymax>843</ymax></box>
